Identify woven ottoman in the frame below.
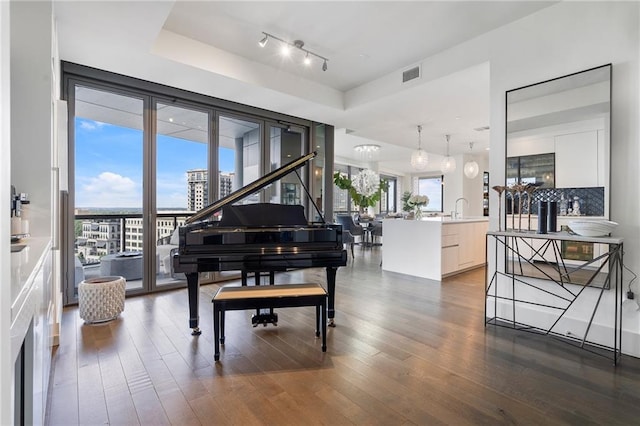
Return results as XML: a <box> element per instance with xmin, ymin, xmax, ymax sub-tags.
<box><xmin>78</xmin><ymin>276</ymin><xmax>126</xmax><ymax>323</ymax></box>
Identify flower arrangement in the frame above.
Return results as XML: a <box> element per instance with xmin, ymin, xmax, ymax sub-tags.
<box><xmin>333</xmin><ymin>169</ymin><xmax>389</xmax><ymax>211</ymax></box>
<box><xmin>401</xmin><ymin>191</ymin><xmax>429</xmax><ymax>218</ymax></box>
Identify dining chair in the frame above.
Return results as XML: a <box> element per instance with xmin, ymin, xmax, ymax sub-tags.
<box><xmin>370</xmin><ymin>221</ymin><xmax>383</xmax><ymax>246</ymax></box>
<box><xmin>336</xmin><ymin>214</ymin><xmax>364</xmax><ymax>254</ymax></box>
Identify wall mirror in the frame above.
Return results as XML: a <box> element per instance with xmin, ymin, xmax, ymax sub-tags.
<box><xmin>505</xmin><ymin>64</ymin><xmax>612</xmax><ymax>288</ymax></box>
<box><xmin>506</xmin><ymin>64</ymin><xmax>611</xmax><ymax>219</ymax></box>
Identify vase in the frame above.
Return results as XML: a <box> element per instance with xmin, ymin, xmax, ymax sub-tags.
<box><xmin>415</xmin><ymin>208</ymin><xmax>423</xmax><ymax>220</ymax></box>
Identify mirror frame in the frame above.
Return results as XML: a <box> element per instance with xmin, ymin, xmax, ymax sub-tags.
<box><xmin>505</xmin><ymin>64</ymin><xmax>612</xmax><ymax>223</ymax></box>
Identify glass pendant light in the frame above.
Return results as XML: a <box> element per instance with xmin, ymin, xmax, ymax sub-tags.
<box><xmin>440</xmin><ymin>134</ymin><xmax>456</xmax><ymax>174</ymax></box>
<box><xmin>463</xmin><ymin>142</ymin><xmax>479</xmax><ymax>179</ymax></box>
<box><xmin>411</xmin><ymin>125</ymin><xmax>428</xmax><ymax>171</ymax></box>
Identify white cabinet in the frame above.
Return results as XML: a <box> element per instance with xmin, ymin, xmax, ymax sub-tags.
<box><xmin>10</xmin><ymin>239</ymin><xmax>52</xmax><ymax>426</ymax></box>
<box><xmin>441</xmin><ymin>221</ymin><xmax>488</xmax><ymax>276</ymax></box>
<box><xmin>555</xmin><ymin>130</ymin><xmax>599</xmax><ymax>188</ymax></box>
<box><xmin>457</xmin><ymin>223</ymin><xmax>475</xmax><ymax>267</ymax></box>
<box><xmin>441</xmin><ymin>225</ymin><xmax>460</xmax><ymax>275</ymax></box>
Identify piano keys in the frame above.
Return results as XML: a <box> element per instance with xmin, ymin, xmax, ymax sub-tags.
<box><xmin>173</xmin><ymin>152</ymin><xmax>347</xmax><ymax>335</ymax></box>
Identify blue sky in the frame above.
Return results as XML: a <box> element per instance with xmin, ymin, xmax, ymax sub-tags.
<box><xmin>75</xmin><ymin>118</ymin><xmax>234</xmax><ymax>209</ymax></box>
<box><xmin>418</xmin><ymin>176</ymin><xmax>443</xmax><ymax>211</ymax></box>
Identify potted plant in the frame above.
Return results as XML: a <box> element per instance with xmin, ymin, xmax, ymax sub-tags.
<box><xmin>333</xmin><ymin>169</ymin><xmax>388</xmax><ymax>217</ymax></box>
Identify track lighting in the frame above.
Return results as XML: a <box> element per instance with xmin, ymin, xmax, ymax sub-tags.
<box><xmin>258</xmin><ymin>32</ymin><xmax>329</xmax><ymax>72</ymax></box>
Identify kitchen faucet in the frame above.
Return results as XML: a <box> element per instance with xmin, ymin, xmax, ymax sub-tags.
<box><xmin>454</xmin><ymin>197</ymin><xmax>468</xmax><ymax>219</ymax></box>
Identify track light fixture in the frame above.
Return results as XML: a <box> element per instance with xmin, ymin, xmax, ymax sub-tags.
<box><xmin>258</xmin><ymin>32</ymin><xmax>329</xmax><ymax>71</ymax></box>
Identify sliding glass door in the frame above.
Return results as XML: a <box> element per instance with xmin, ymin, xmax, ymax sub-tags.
<box><xmin>155</xmin><ymin>101</ymin><xmax>210</xmax><ymax>288</ymax></box>
<box><xmin>71</xmin><ymin>84</ymin><xmax>146</xmax><ymax>295</ymax></box>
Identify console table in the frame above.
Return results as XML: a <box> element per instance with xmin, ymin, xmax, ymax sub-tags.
<box><xmin>485</xmin><ymin>230</ymin><xmax>623</xmax><ymax>364</ymax></box>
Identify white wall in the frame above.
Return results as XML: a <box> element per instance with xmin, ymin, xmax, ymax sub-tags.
<box><xmin>11</xmin><ymin>1</ymin><xmax>54</xmax><ymax>239</ymax></box>
<box><xmin>5</xmin><ymin>2</ymin><xmax>55</xmax><ymax>424</ymax></box>
<box><xmin>0</xmin><ymin>1</ymin><xmax>12</xmax><ymax>424</ymax></box>
<box><xmin>485</xmin><ymin>2</ymin><xmax>640</xmax><ymax>355</ymax></box>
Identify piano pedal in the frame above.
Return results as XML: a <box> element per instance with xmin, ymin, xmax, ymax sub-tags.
<box><xmin>251</xmin><ymin>313</ymin><xmax>279</xmax><ymax>327</ymax></box>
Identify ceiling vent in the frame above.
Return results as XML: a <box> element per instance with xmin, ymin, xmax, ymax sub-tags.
<box><xmin>474</xmin><ymin>126</ymin><xmax>490</xmax><ymax>132</ymax></box>
<box><xmin>402</xmin><ymin>65</ymin><xmax>421</xmax><ymax>83</ymax></box>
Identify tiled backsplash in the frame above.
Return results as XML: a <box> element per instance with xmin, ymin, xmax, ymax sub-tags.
<box><xmin>506</xmin><ymin>187</ymin><xmax>605</xmax><ymax>216</ymax></box>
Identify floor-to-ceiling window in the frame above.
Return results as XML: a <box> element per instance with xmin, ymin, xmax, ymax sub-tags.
<box><xmin>379</xmin><ymin>175</ymin><xmax>397</xmax><ymax>214</ymax></box>
<box><xmin>155</xmin><ymin>101</ymin><xmax>210</xmax><ymax>287</ymax></box>
<box><xmin>62</xmin><ymin>62</ymin><xmax>324</xmax><ymax>305</ymax></box>
<box><xmin>72</xmin><ymin>85</ymin><xmax>146</xmax><ymax>294</ymax></box>
<box><xmin>418</xmin><ymin>176</ymin><xmax>444</xmax><ymax>212</ymax></box>
<box><xmin>218</xmin><ymin>114</ymin><xmax>262</xmax><ymax>203</ymax></box>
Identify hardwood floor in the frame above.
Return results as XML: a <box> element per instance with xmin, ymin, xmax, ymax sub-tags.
<box><xmin>47</xmin><ymin>246</ymin><xmax>640</xmax><ymax>425</ymax></box>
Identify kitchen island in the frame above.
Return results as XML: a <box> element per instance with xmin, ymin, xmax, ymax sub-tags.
<box><xmin>382</xmin><ymin>217</ymin><xmax>489</xmax><ymax>280</ymax></box>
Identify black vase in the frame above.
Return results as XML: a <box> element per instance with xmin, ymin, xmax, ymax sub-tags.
<box><xmin>547</xmin><ymin>201</ymin><xmax>557</xmax><ymax>232</ymax></box>
<box><xmin>537</xmin><ymin>201</ymin><xmax>547</xmax><ymax>234</ymax></box>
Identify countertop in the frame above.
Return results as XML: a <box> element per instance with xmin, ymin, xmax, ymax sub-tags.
<box><xmin>419</xmin><ymin>216</ymin><xmax>489</xmax><ymax>224</ymax></box>
<box><xmin>11</xmin><ymin>237</ymin><xmax>50</xmax><ymax>319</ymax></box>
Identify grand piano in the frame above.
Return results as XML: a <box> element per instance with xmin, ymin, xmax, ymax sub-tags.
<box><xmin>173</xmin><ymin>152</ymin><xmax>348</xmax><ymax>335</ymax></box>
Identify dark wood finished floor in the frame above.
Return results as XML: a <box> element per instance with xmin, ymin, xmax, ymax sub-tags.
<box><xmin>47</xmin><ymin>246</ymin><xmax>640</xmax><ymax>425</ymax></box>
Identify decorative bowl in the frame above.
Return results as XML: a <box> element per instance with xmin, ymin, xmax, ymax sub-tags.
<box><xmin>568</xmin><ymin>220</ymin><xmax>618</xmax><ymax>237</ymax></box>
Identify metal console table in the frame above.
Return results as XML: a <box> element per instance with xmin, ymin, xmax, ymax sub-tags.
<box><xmin>485</xmin><ymin>230</ymin><xmax>623</xmax><ymax>364</ymax></box>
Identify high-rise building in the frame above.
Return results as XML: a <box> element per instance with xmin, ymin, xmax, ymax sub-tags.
<box><xmin>187</xmin><ymin>169</ymin><xmax>208</xmax><ymax>211</ymax></box>
<box><xmin>187</xmin><ymin>169</ymin><xmax>235</xmax><ymax>211</ymax></box>
<box><xmin>219</xmin><ymin>171</ymin><xmax>235</xmax><ymax>198</ymax></box>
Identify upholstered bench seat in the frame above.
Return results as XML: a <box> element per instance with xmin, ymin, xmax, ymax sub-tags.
<box><xmin>212</xmin><ymin>283</ymin><xmax>327</xmax><ymax>361</ymax></box>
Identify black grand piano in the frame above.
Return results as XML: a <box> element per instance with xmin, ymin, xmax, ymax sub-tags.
<box><xmin>173</xmin><ymin>151</ymin><xmax>348</xmax><ymax>335</ymax></box>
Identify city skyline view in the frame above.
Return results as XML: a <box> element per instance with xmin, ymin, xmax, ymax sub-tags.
<box><xmin>75</xmin><ymin>117</ymin><xmax>236</xmax><ymax>209</ymax></box>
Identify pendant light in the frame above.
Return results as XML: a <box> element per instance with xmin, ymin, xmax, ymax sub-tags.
<box><xmin>463</xmin><ymin>142</ymin><xmax>479</xmax><ymax>179</ymax></box>
<box><xmin>440</xmin><ymin>134</ymin><xmax>456</xmax><ymax>174</ymax></box>
<box><xmin>410</xmin><ymin>125</ymin><xmax>428</xmax><ymax>171</ymax></box>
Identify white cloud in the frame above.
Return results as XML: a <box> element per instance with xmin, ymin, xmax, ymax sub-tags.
<box><xmin>79</xmin><ymin>120</ymin><xmax>106</xmax><ymax>131</ymax></box>
<box><xmin>77</xmin><ymin>172</ymin><xmax>141</xmax><ymax>208</ymax></box>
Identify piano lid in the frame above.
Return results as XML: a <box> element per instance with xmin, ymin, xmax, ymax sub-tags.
<box><xmin>185</xmin><ymin>151</ymin><xmax>317</xmax><ymax>224</ymax></box>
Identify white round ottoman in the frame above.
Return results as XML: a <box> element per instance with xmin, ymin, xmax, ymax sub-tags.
<box><xmin>78</xmin><ymin>276</ymin><xmax>126</xmax><ymax>323</ymax></box>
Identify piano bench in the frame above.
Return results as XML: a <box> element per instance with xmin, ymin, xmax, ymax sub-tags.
<box><xmin>212</xmin><ymin>283</ymin><xmax>327</xmax><ymax>361</ymax></box>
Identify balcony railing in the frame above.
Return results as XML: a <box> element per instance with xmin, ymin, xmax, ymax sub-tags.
<box><xmin>73</xmin><ymin>211</ymin><xmax>195</xmax><ymax>294</ymax></box>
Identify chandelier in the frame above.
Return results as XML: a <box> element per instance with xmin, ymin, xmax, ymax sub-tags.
<box><xmin>410</xmin><ymin>125</ymin><xmax>428</xmax><ymax>171</ymax></box>
<box><xmin>354</xmin><ymin>144</ymin><xmax>381</xmax><ymax>161</ymax></box>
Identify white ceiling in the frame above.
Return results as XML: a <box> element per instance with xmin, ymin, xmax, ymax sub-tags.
<box><xmin>54</xmin><ymin>0</ymin><xmax>556</xmax><ymax>175</ymax></box>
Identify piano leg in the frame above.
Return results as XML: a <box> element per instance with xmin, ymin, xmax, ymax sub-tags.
<box><xmin>186</xmin><ymin>272</ymin><xmax>201</xmax><ymax>335</ymax></box>
<box><xmin>326</xmin><ymin>266</ymin><xmax>337</xmax><ymax>327</ymax></box>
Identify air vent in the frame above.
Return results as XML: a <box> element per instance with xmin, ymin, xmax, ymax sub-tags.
<box><xmin>474</xmin><ymin>126</ymin><xmax>490</xmax><ymax>132</ymax></box>
<box><xmin>402</xmin><ymin>65</ymin><xmax>421</xmax><ymax>83</ymax></box>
